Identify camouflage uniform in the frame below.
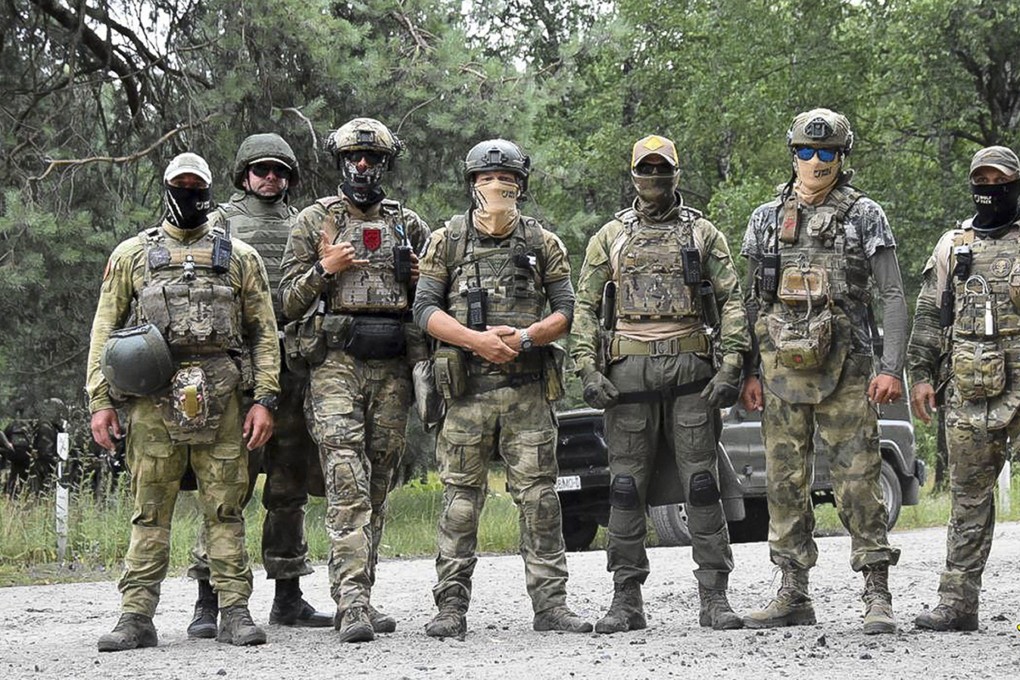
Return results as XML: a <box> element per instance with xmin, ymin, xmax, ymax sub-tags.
<box><xmin>742</xmin><ymin>187</ymin><xmax>903</xmax><ymax>573</ymax></box>
<box><xmin>85</xmin><ymin>219</ymin><xmax>280</xmax><ymax>620</ymax></box>
<box><xmin>279</xmin><ymin>194</ymin><xmax>430</xmax><ymax>618</ymax></box>
<box><xmin>571</xmin><ymin>199</ymin><xmax>748</xmax><ymax>590</ymax></box>
<box><xmin>414</xmin><ymin>211</ymin><xmax>578</xmax><ymax>619</ymax></box>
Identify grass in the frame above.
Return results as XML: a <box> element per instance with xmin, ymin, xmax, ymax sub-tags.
<box><xmin>2</xmin><ymin>467</ymin><xmax>1018</xmax><ymax>586</ymax></box>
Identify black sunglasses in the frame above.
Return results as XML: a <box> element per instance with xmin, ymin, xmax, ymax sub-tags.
<box><xmin>343</xmin><ymin>151</ymin><xmax>387</xmax><ymax>166</ymax></box>
<box><xmin>250</xmin><ymin>163</ymin><xmax>292</xmax><ymax>180</ymax></box>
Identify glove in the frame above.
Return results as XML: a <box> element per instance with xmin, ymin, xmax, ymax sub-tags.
<box><xmin>582</xmin><ymin>369</ymin><xmax>620</xmax><ymax>410</ymax></box>
<box><xmin>700</xmin><ymin>356</ymin><xmax>743</xmax><ymax>408</ymax></box>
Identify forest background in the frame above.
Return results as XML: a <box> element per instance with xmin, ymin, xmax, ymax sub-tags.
<box><xmin>2</xmin><ymin>0</ymin><xmax>1019</xmax><ymax>425</ymax></box>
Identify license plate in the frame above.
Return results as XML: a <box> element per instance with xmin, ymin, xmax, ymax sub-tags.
<box><xmin>555</xmin><ymin>475</ymin><xmax>582</xmax><ymax>492</ymax></box>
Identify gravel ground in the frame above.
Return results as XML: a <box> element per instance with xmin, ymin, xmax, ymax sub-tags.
<box><xmin>2</xmin><ymin>523</ymin><xmax>1019</xmax><ymax>680</ymax></box>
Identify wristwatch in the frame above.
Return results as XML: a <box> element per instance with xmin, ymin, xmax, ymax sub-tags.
<box><xmin>519</xmin><ymin>328</ymin><xmax>534</xmax><ymax>351</ymax></box>
<box><xmin>313</xmin><ymin>260</ymin><xmax>332</xmax><ymax>278</ymax></box>
<box><xmin>255</xmin><ymin>395</ymin><xmax>279</xmax><ymax>412</ymax></box>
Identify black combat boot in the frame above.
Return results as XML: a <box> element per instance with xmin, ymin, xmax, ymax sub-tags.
<box><xmin>367</xmin><ymin>603</ymin><xmax>397</xmax><ymax>633</ymax></box>
<box><xmin>862</xmin><ymin>565</ymin><xmax>896</xmax><ymax>635</ymax></box>
<box><xmin>97</xmin><ymin>613</ymin><xmax>158</xmax><ymax>652</ymax></box>
<box><xmin>914</xmin><ymin>603</ymin><xmax>979</xmax><ymax>632</ymax></box>
<box><xmin>698</xmin><ymin>583</ymin><xmax>744</xmax><ymax>630</ymax></box>
<box><xmin>268</xmin><ymin>578</ymin><xmax>332</xmax><ymax>627</ymax></box>
<box><xmin>425</xmin><ymin>593</ymin><xmax>469</xmax><ymax>639</ymax></box>
<box><xmin>217</xmin><ymin>605</ymin><xmax>267</xmax><ymax>646</ymax></box>
<box><xmin>743</xmin><ymin>568</ymin><xmax>816</xmax><ymax>628</ymax></box>
<box><xmin>595</xmin><ymin>580</ymin><xmax>646</xmax><ymax>634</ymax></box>
<box><xmin>335</xmin><ymin>605</ymin><xmax>375</xmax><ymax>643</ymax></box>
<box><xmin>187</xmin><ymin>579</ymin><xmax>218</xmax><ymax>639</ymax></box>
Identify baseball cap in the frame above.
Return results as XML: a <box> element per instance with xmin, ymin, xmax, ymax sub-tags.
<box><xmin>969</xmin><ymin>146</ymin><xmax>1020</xmax><ymax>179</ymax></box>
<box><xmin>164</xmin><ymin>152</ymin><xmax>212</xmax><ymax>185</ymax></box>
<box><xmin>631</xmin><ymin>135</ymin><xmax>679</xmax><ymax>169</ymax></box>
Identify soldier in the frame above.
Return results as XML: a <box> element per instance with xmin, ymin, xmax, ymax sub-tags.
<box><xmin>413</xmin><ymin>139</ymin><xmax>591</xmax><ymax>638</ymax></box>
<box><xmin>279</xmin><ymin>118</ymin><xmax>430</xmax><ymax>642</ymax></box>
<box><xmin>185</xmin><ymin>134</ymin><xmax>332</xmax><ymax>637</ymax></box>
<box><xmin>570</xmin><ymin>135</ymin><xmax>747</xmax><ymax>634</ymax></box>
<box><xmin>87</xmin><ymin>153</ymin><xmax>280</xmax><ymax>651</ymax></box>
<box><xmin>908</xmin><ymin>145</ymin><xmax>1020</xmax><ymax>631</ymax></box>
<box><xmin>739</xmin><ymin>109</ymin><xmax>908</xmax><ymax>634</ymax></box>
<box><xmin>2</xmin><ymin>410</ymin><xmax>33</xmax><ymax>497</ymax></box>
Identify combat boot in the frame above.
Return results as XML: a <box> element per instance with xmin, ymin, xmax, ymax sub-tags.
<box><xmin>186</xmin><ymin>579</ymin><xmax>218</xmax><ymax>639</ymax></box>
<box><xmin>425</xmin><ymin>593</ymin><xmax>468</xmax><ymax>639</ymax></box>
<box><xmin>743</xmin><ymin>568</ymin><xmax>816</xmax><ymax>628</ymax></box>
<box><xmin>268</xmin><ymin>578</ymin><xmax>332</xmax><ymax>628</ymax></box>
<box><xmin>534</xmin><ymin>605</ymin><xmax>593</xmax><ymax>633</ymax></box>
<box><xmin>914</xmin><ymin>603</ymin><xmax>979</xmax><ymax>632</ymax></box>
<box><xmin>861</xmin><ymin>565</ymin><xmax>896</xmax><ymax>635</ymax></box>
<box><xmin>367</xmin><ymin>603</ymin><xmax>397</xmax><ymax>633</ymax></box>
<box><xmin>216</xmin><ymin>605</ymin><xmax>267</xmax><ymax>646</ymax></box>
<box><xmin>698</xmin><ymin>584</ymin><xmax>744</xmax><ymax>630</ymax></box>
<box><xmin>335</xmin><ymin>605</ymin><xmax>374</xmax><ymax>643</ymax></box>
<box><xmin>97</xmin><ymin>613</ymin><xmax>158</xmax><ymax>652</ymax></box>
<box><xmin>595</xmin><ymin>581</ymin><xmax>646</xmax><ymax>634</ymax></box>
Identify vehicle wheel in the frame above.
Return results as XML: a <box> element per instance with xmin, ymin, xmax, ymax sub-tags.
<box><xmin>727</xmin><ymin>498</ymin><xmax>770</xmax><ymax>543</ymax></box>
<box><xmin>880</xmin><ymin>459</ymin><xmax>902</xmax><ymax>530</ymax></box>
<box><xmin>649</xmin><ymin>504</ymin><xmax>693</xmax><ymax>547</ymax></box>
<box><xmin>561</xmin><ymin>514</ymin><xmax>598</xmax><ymax>551</ymax></box>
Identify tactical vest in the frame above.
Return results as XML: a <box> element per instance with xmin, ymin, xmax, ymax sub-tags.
<box><xmin>217</xmin><ymin>193</ymin><xmax>296</xmax><ymax>318</ymax></box>
<box><xmin>136</xmin><ymin>225</ymin><xmax>242</xmax><ymax>354</ymax></box>
<box><xmin>319</xmin><ymin>197</ymin><xmax>411</xmax><ymax>314</ymax></box>
<box><xmin>613</xmin><ymin>207</ymin><xmax>702</xmax><ymax>321</ymax></box>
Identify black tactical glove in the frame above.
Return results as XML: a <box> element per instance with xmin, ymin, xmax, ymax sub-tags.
<box><xmin>582</xmin><ymin>368</ymin><xmax>620</xmax><ymax>410</ymax></box>
<box><xmin>700</xmin><ymin>356</ymin><xmax>743</xmax><ymax>409</ymax></box>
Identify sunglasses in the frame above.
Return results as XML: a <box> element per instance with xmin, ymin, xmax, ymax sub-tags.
<box><xmin>634</xmin><ymin>161</ymin><xmax>675</xmax><ymax>176</ymax></box>
<box><xmin>250</xmin><ymin>163</ymin><xmax>292</xmax><ymax>180</ymax></box>
<box><xmin>794</xmin><ymin>147</ymin><xmax>839</xmax><ymax>163</ymax></box>
<box><xmin>343</xmin><ymin>151</ymin><xmax>387</xmax><ymax>166</ymax></box>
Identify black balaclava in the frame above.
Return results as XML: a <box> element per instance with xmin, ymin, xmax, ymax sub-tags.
<box><xmin>165</xmin><ymin>184</ymin><xmax>212</xmax><ymax>229</ymax></box>
<box><xmin>340</xmin><ymin>154</ymin><xmax>386</xmax><ymax>207</ymax></box>
<box><xmin>971</xmin><ymin>179</ymin><xmax>1020</xmax><ymax>236</ymax></box>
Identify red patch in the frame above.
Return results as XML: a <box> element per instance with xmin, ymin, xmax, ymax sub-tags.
<box><xmin>362</xmin><ymin>228</ymin><xmax>382</xmax><ymax>252</ymax></box>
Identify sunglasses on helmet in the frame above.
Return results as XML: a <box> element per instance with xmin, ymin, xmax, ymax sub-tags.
<box><xmin>794</xmin><ymin>147</ymin><xmax>839</xmax><ymax>163</ymax></box>
<box><xmin>250</xmin><ymin>163</ymin><xmax>292</xmax><ymax>180</ymax></box>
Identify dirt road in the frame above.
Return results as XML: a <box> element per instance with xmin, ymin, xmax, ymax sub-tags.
<box><xmin>2</xmin><ymin>523</ymin><xmax>1019</xmax><ymax>679</ymax></box>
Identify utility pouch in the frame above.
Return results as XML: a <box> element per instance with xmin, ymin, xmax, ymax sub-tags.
<box><xmin>433</xmin><ymin>345</ymin><xmax>467</xmax><ymax>401</ymax></box>
<box><xmin>953</xmin><ymin>246</ymin><xmax>973</xmax><ymax>281</ymax></box>
<box><xmin>682</xmin><ymin>247</ymin><xmax>702</xmax><ymax>285</ymax></box>
<box><xmin>601</xmin><ymin>281</ymin><xmax>617</xmax><ymax>331</ymax></box>
<box><xmin>779</xmin><ymin>198</ymin><xmax>799</xmax><ymax>243</ymax></box>
<box><xmin>295</xmin><ymin>313</ymin><xmax>327</xmax><ymax>366</ymax></box>
<box><xmin>283</xmin><ymin>319</ymin><xmax>310</xmax><ymax>375</ymax></box>
<box><xmin>344</xmin><ymin>317</ymin><xmax>406</xmax><ymax>360</ymax></box>
<box><xmin>322</xmin><ymin>313</ymin><xmax>354</xmax><ymax>349</ymax></box>
<box><xmin>403</xmin><ymin>322</ymin><xmax>429</xmax><ymax>364</ymax></box>
<box><xmin>952</xmin><ymin>338</ymin><xmax>1006</xmax><ymax>401</ymax></box>
<box><xmin>542</xmin><ymin>343</ymin><xmax>567</xmax><ymax>402</ymax></box>
<box><xmin>760</xmin><ymin>252</ymin><xmax>780</xmax><ymax>303</ymax></box>
<box><xmin>767</xmin><ymin>308</ymin><xmax>834</xmax><ymax>370</ymax></box>
<box><xmin>777</xmin><ymin>265</ymin><xmax>829</xmax><ymax>306</ymax></box>
<box><xmin>171</xmin><ymin>365</ymin><xmax>209</xmax><ymax>431</ymax></box>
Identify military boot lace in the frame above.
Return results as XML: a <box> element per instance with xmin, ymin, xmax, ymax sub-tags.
<box><xmin>862</xmin><ymin>566</ymin><xmax>896</xmax><ymax>635</ymax></box>
<box><xmin>743</xmin><ymin>568</ymin><xmax>816</xmax><ymax>629</ymax></box>
<box><xmin>335</xmin><ymin>605</ymin><xmax>375</xmax><ymax>643</ymax></box>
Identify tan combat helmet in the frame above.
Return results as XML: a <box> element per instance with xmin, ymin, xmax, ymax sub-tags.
<box><xmin>787</xmin><ymin>108</ymin><xmax>854</xmax><ymax>154</ymax></box>
<box><xmin>326</xmin><ymin>117</ymin><xmax>402</xmax><ymax>170</ymax></box>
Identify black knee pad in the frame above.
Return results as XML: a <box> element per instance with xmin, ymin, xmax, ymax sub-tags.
<box><xmin>688</xmin><ymin>471</ymin><xmax>720</xmax><ymax>506</ymax></box>
<box><xmin>610</xmin><ymin>474</ymin><xmax>640</xmax><ymax>510</ymax></box>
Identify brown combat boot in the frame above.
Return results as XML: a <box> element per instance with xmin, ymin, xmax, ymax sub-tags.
<box><xmin>335</xmin><ymin>605</ymin><xmax>375</xmax><ymax>643</ymax></box>
<box><xmin>533</xmin><ymin>605</ymin><xmax>593</xmax><ymax>633</ymax></box>
<box><xmin>595</xmin><ymin>580</ymin><xmax>646</xmax><ymax>634</ymax></box>
<box><xmin>861</xmin><ymin>565</ymin><xmax>896</xmax><ymax>635</ymax></box>
<box><xmin>216</xmin><ymin>605</ymin><xmax>267</xmax><ymax>646</ymax></box>
<box><xmin>425</xmin><ymin>593</ymin><xmax>468</xmax><ymax>639</ymax></box>
<box><xmin>98</xmin><ymin>613</ymin><xmax>158</xmax><ymax>652</ymax></box>
<box><xmin>743</xmin><ymin>568</ymin><xmax>816</xmax><ymax>628</ymax></box>
<box><xmin>698</xmin><ymin>584</ymin><xmax>744</xmax><ymax>630</ymax></box>
<box><xmin>367</xmin><ymin>603</ymin><xmax>397</xmax><ymax>633</ymax></box>
<box><xmin>914</xmin><ymin>603</ymin><xmax>979</xmax><ymax>632</ymax></box>
<box><xmin>186</xmin><ymin>579</ymin><xmax>218</xmax><ymax>639</ymax></box>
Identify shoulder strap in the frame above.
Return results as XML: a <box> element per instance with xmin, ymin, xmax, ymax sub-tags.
<box><xmin>518</xmin><ymin>216</ymin><xmax>548</xmax><ymax>273</ymax></box>
<box><xmin>317</xmin><ymin>198</ymin><xmax>346</xmax><ymax>244</ymax></box>
<box><xmin>445</xmin><ymin>213</ymin><xmax>470</xmax><ymax>272</ymax></box>
<box><xmin>830</xmin><ymin>184</ymin><xmax>864</xmax><ymax>223</ymax></box>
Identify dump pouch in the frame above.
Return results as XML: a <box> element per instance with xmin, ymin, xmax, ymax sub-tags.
<box><xmin>951</xmin><ymin>338</ymin><xmax>1006</xmax><ymax>401</ymax></box>
<box><xmin>766</xmin><ymin>307</ymin><xmax>834</xmax><ymax>370</ymax></box>
<box><xmin>542</xmin><ymin>343</ymin><xmax>567</xmax><ymax>402</ymax></box>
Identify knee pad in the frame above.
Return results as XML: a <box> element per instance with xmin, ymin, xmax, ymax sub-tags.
<box><xmin>444</xmin><ymin>487</ymin><xmax>481</xmax><ymax>533</ymax></box>
<box><xmin>610</xmin><ymin>474</ymin><xmax>640</xmax><ymax>510</ymax></box>
<box><xmin>688</xmin><ymin>471</ymin><xmax>720</xmax><ymax>507</ymax></box>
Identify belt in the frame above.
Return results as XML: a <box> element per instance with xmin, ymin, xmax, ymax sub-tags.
<box><xmin>616</xmin><ymin>376</ymin><xmax>712</xmax><ymax>404</ymax></box>
<box><xmin>610</xmin><ymin>334</ymin><xmax>710</xmax><ymax>358</ymax></box>
<box><xmin>467</xmin><ymin>372</ymin><xmax>542</xmax><ymax>394</ymax></box>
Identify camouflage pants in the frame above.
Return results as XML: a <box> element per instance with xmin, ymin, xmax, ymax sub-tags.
<box><xmin>605</xmin><ymin>353</ymin><xmax>733</xmax><ymax>589</ymax></box>
<box><xmin>306</xmin><ymin>348</ymin><xmax>412</xmax><ymax>612</ymax></box>
<box><xmin>189</xmin><ymin>367</ymin><xmax>323</xmax><ymax>582</ymax></box>
<box><xmin>120</xmin><ymin>392</ymin><xmax>252</xmax><ymax>618</ymax></box>
<box><xmin>935</xmin><ymin>413</ymin><xmax>1012</xmax><ymax>613</ymax></box>
<box><xmin>761</xmin><ymin>354</ymin><xmax>900</xmax><ymax>571</ymax></box>
<box><xmin>434</xmin><ymin>380</ymin><xmax>569</xmax><ymax>614</ymax></box>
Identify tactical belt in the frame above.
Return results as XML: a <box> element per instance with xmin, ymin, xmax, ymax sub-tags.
<box><xmin>616</xmin><ymin>376</ymin><xmax>711</xmax><ymax>404</ymax></box>
<box><xmin>610</xmin><ymin>334</ymin><xmax>710</xmax><ymax>358</ymax></box>
<box><xmin>467</xmin><ymin>372</ymin><xmax>543</xmax><ymax>395</ymax></box>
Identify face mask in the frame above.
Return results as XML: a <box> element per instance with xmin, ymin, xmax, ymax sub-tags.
<box><xmin>971</xmin><ymin>179</ymin><xmax>1020</xmax><ymax>234</ymax></box>
<box><xmin>472</xmin><ymin>178</ymin><xmax>520</xmax><ymax>237</ymax></box>
<box><xmin>164</xmin><ymin>185</ymin><xmax>212</xmax><ymax>229</ymax></box>
<box><xmin>631</xmin><ymin>173</ymin><xmax>678</xmax><ymax>214</ymax></box>
<box><xmin>340</xmin><ymin>155</ymin><xmax>386</xmax><ymax>206</ymax></box>
<box><xmin>794</xmin><ymin>156</ymin><xmax>840</xmax><ymax>205</ymax></box>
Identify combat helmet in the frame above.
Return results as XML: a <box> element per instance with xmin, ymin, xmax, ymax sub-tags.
<box><xmin>100</xmin><ymin>324</ymin><xmax>175</xmax><ymax>397</ymax></box>
<box><xmin>464</xmin><ymin>139</ymin><xmax>531</xmax><ymax>194</ymax></box>
<box><xmin>787</xmin><ymin>108</ymin><xmax>854</xmax><ymax>155</ymax></box>
<box><xmin>326</xmin><ymin>118</ymin><xmax>402</xmax><ymax>170</ymax></box>
<box><xmin>232</xmin><ymin>133</ymin><xmax>300</xmax><ymax>189</ymax></box>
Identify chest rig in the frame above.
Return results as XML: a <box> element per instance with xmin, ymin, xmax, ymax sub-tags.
<box><xmin>319</xmin><ymin>197</ymin><xmax>411</xmax><ymax>314</ymax></box>
<box><xmin>219</xmin><ymin>194</ymin><xmax>296</xmax><ymax>318</ymax></box>
<box><xmin>613</xmin><ymin>207</ymin><xmax>702</xmax><ymax>322</ymax></box>
<box><xmin>137</xmin><ymin>225</ymin><xmax>241</xmax><ymax>354</ymax></box>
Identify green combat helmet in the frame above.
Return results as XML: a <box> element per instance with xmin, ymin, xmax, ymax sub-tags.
<box><xmin>786</xmin><ymin>108</ymin><xmax>854</xmax><ymax>154</ymax></box>
<box><xmin>326</xmin><ymin>118</ymin><xmax>402</xmax><ymax>170</ymax></box>
<box><xmin>463</xmin><ymin>139</ymin><xmax>531</xmax><ymax>194</ymax></box>
<box><xmin>232</xmin><ymin>133</ymin><xmax>300</xmax><ymax>190</ymax></box>
<box><xmin>101</xmin><ymin>324</ymin><xmax>175</xmax><ymax>397</ymax></box>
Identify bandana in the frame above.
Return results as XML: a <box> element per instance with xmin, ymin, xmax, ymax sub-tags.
<box><xmin>164</xmin><ymin>185</ymin><xmax>212</xmax><ymax>229</ymax></box>
<box><xmin>794</xmin><ymin>157</ymin><xmax>840</xmax><ymax>205</ymax></box>
<box><xmin>971</xmin><ymin>179</ymin><xmax>1020</xmax><ymax>236</ymax></box>
<box><xmin>472</xmin><ymin>178</ymin><xmax>520</xmax><ymax>237</ymax></box>
<box><xmin>632</xmin><ymin>174</ymin><xmax>679</xmax><ymax>220</ymax></box>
